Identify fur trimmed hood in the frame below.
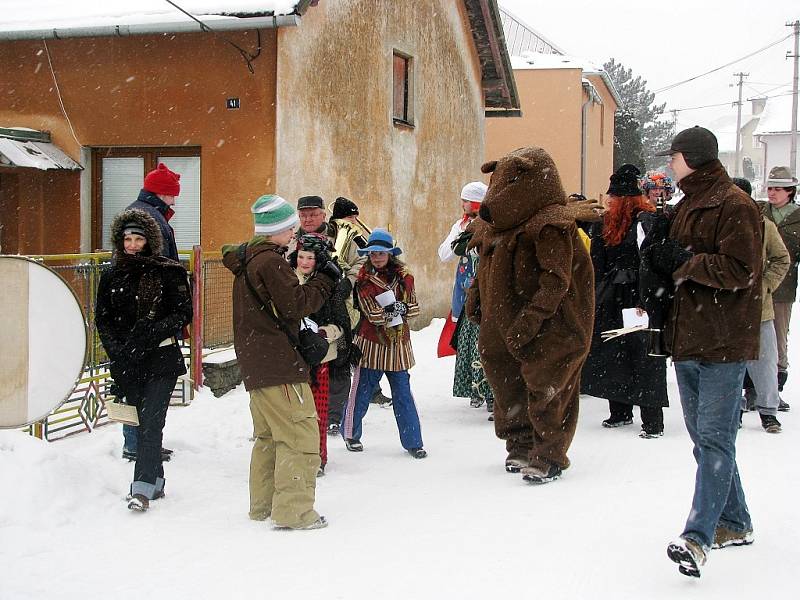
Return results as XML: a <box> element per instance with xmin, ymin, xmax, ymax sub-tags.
<box><xmin>110</xmin><ymin>208</ymin><xmax>163</xmax><ymax>256</ymax></box>
<box><xmin>480</xmin><ymin>147</ymin><xmax>566</xmax><ymax>232</ymax></box>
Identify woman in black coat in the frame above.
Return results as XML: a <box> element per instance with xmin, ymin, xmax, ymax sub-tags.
<box><xmin>96</xmin><ymin>208</ymin><xmax>192</xmax><ymax>511</ymax></box>
<box><xmin>581</xmin><ymin>165</ymin><xmax>669</xmax><ymax>438</ymax></box>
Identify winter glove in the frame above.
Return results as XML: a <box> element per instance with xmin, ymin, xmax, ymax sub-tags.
<box><xmin>314</xmin><ymin>247</ymin><xmax>332</xmax><ymax>268</ymax></box>
<box><xmin>450</xmin><ymin>231</ymin><xmax>473</xmax><ymax>257</ymax></box>
<box><xmin>566</xmin><ymin>195</ymin><xmax>604</xmax><ymax>223</ymax></box>
<box><xmin>384</xmin><ymin>301</ymin><xmax>408</xmax><ymax>317</ymax></box>
<box><xmin>317</xmin><ymin>260</ymin><xmax>343</xmax><ymax>282</ymax></box>
<box><xmin>643</xmin><ymin>238</ymin><xmax>693</xmax><ymax>277</ymax></box>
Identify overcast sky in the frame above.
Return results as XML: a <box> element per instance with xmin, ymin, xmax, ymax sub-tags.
<box><xmin>498</xmin><ymin>0</ymin><xmax>798</xmax><ymax>133</ymax></box>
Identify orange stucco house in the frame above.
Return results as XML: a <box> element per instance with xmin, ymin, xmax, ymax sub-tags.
<box><xmin>485</xmin><ymin>8</ymin><xmax>619</xmax><ymax>201</ymax></box>
<box><xmin>0</xmin><ymin>0</ymin><xmax>519</xmax><ymax>322</ymax></box>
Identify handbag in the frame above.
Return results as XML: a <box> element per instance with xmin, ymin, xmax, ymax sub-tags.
<box><xmin>237</xmin><ymin>244</ymin><xmax>328</xmax><ymax>367</ymax></box>
<box><xmin>106</xmin><ymin>398</ymin><xmax>139</xmax><ymax>426</ymax></box>
<box><xmin>437</xmin><ymin>310</ymin><xmax>458</xmax><ymax>357</ymax></box>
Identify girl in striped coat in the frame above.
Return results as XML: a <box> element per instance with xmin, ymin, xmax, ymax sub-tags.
<box><xmin>341</xmin><ymin>229</ymin><xmax>426</xmax><ymax>458</ymax></box>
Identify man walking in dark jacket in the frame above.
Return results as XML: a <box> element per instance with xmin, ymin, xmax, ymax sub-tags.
<box><xmin>644</xmin><ymin>127</ymin><xmax>762</xmax><ymax>577</ymax></box>
<box><xmin>120</xmin><ymin>162</ymin><xmax>182</xmax><ymax>460</ymax></box>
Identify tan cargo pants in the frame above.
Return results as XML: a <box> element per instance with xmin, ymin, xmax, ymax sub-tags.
<box><xmin>248</xmin><ymin>383</ymin><xmax>321</xmax><ymax>528</ymax></box>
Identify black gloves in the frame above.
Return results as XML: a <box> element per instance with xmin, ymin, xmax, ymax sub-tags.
<box><xmin>314</xmin><ymin>247</ymin><xmax>332</xmax><ymax>268</ymax></box>
<box><xmin>383</xmin><ymin>301</ymin><xmax>408</xmax><ymax>319</ymax></box>
<box><xmin>644</xmin><ymin>238</ymin><xmax>693</xmax><ymax>276</ymax></box>
<box><xmin>450</xmin><ymin>231</ymin><xmax>473</xmax><ymax>257</ymax></box>
<box><xmin>317</xmin><ymin>260</ymin><xmax>343</xmax><ymax>281</ymax></box>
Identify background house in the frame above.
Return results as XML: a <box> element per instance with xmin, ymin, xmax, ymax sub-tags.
<box><xmin>0</xmin><ymin>0</ymin><xmax>519</xmax><ymax>323</ymax></box>
<box><xmin>754</xmin><ymin>93</ymin><xmax>800</xmax><ymax>192</ymax></box>
<box><xmin>484</xmin><ymin>7</ymin><xmax>618</xmax><ymax>201</ymax></box>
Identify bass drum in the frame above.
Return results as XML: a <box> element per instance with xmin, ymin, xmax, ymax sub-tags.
<box><xmin>0</xmin><ymin>256</ymin><xmax>88</xmax><ymax>428</ymax></box>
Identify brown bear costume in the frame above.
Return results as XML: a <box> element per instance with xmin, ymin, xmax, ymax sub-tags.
<box><xmin>466</xmin><ymin>147</ymin><xmax>594</xmax><ymax>481</ymax></box>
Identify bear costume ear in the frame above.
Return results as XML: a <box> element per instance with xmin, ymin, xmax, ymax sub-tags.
<box><xmin>481</xmin><ymin>160</ymin><xmax>498</xmax><ymax>174</ymax></box>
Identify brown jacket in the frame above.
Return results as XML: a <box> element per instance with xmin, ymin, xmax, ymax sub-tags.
<box><xmin>666</xmin><ymin>161</ymin><xmax>762</xmax><ymax>362</ymax></box>
<box><xmin>222</xmin><ymin>238</ymin><xmax>334</xmax><ymax>390</ymax></box>
<box><xmin>763</xmin><ymin>202</ymin><xmax>800</xmax><ymax>303</ymax></box>
<box><xmin>760</xmin><ymin>219</ymin><xmax>790</xmax><ymax>322</ymax></box>
<box><xmin>466</xmin><ymin>147</ymin><xmax>594</xmax><ymax>390</ymax></box>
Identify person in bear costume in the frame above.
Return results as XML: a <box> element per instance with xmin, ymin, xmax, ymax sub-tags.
<box><xmin>466</xmin><ymin>146</ymin><xmax>595</xmax><ymax>484</ymax></box>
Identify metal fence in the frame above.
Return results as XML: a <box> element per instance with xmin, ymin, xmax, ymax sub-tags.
<box><xmin>25</xmin><ymin>251</ymin><xmax>197</xmax><ymax>441</ymax></box>
<box><xmin>201</xmin><ymin>251</ymin><xmax>235</xmax><ymax>349</ymax></box>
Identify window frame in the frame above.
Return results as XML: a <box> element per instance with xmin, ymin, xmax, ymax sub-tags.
<box><xmin>392</xmin><ymin>50</ymin><xmax>414</xmax><ymax>127</ymax></box>
<box><xmin>91</xmin><ymin>146</ymin><xmax>200</xmax><ymax>250</ymax></box>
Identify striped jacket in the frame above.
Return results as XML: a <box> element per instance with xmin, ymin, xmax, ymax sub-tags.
<box><xmin>353</xmin><ymin>261</ymin><xmax>420</xmax><ymax>371</ymax></box>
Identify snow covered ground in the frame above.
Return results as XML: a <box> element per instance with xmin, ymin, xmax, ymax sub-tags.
<box><xmin>1</xmin><ymin>319</ymin><xmax>798</xmax><ymax>599</ymax></box>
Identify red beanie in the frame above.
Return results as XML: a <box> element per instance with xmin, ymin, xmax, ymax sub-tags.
<box><xmin>143</xmin><ymin>163</ymin><xmax>181</xmax><ymax>196</ymax></box>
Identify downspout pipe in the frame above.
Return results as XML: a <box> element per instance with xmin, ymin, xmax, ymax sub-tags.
<box><xmin>0</xmin><ymin>14</ymin><xmax>299</xmax><ymax>41</ymax></box>
<box><xmin>581</xmin><ymin>80</ymin><xmax>603</xmax><ymax>196</ymax></box>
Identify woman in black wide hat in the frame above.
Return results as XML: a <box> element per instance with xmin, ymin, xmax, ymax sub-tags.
<box><xmin>581</xmin><ymin>164</ymin><xmax>669</xmax><ymax>438</ymax></box>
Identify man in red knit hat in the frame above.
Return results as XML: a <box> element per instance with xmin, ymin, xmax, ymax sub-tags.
<box><xmin>127</xmin><ymin>162</ymin><xmax>181</xmax><ymax>261</ymax></box>
<box><xmin>119</xmin><ymin>162</ymin><xmax>182</xmax><ymax>462</ymax></box>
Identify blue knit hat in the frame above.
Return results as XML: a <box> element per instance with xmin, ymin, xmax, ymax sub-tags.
<box><xmin>357</xmin><ymin>228</ymin><xmax>402</xmax><ymax>256</ymax></box>
<box><xmin>251</xmin><ymin>194</ymin><xmax>299</xmax><ymax>235</ymax></box>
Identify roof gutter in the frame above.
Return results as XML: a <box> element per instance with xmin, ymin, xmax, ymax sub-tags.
<box><xmin>0</xmin><ymin>14</ymin><xmax>300</xmax><ymax>41</ymax></box>
<box><xmin>581</xmin><ymin>79</ymin><xmax>603</xmax><ymax>195</ymax></box>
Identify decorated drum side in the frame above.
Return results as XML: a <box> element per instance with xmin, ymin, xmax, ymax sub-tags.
<box><xmin>0</xmin><ymin>256</ymin><xmax>88</xmax><ymax>428</ymax></box>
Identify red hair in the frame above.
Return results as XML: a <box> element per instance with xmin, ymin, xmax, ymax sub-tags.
<box><xmin>602</xmin><ymin>194</ymin><xmax>654</xmax><ymax>246</ymax></box>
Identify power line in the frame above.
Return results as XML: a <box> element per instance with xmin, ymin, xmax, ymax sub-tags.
<box><xmin>163</xmin><ymin>0</ymin><xmax>262</xmax><ymax>74</ymax></box>
<box><xmin>654</xmin><ymin>34</ymin><xmax>792</xmax><ymax>94</ymax></box>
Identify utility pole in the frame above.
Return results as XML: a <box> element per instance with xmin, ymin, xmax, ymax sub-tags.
<box><xmin>788</xmin><ymin>20</ymin><xmax>799</xmax><ymax>176</ymax></box>
<box><xmin>670</xmin><ymin>109</ymin><xmax>679</xmax><ymax>137</ymax></box>
<box><xmin>733</xmin><ymin>72</ymin><xmax>749</xmax><ymax>177</ymax></box>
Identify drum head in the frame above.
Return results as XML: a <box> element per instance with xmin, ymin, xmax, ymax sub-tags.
<box><xmin>0</xmin><ymin>256</ymin><xmax>88</xmax><ymax>428</ymax></box>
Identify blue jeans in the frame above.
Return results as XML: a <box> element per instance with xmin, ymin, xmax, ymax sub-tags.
<box><xmin>674</xmin><ymin>360</ymin><xmax>752</xmax><ymax>549</ymax></box>
<box><xmin>341</xmin><ymin>367</ymin><xmax>423</xmax><ymax>450</ymax></box>
<box><xmin>123</xmin><ymin>424</ymin><xmax>138</xmax><ymax>454</ymax></box>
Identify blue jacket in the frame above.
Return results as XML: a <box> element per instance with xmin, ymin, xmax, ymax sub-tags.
<box><xmin>127</xmin><ymin>190</ymin><xmax>179</xmax><ymax>260</ymax></box>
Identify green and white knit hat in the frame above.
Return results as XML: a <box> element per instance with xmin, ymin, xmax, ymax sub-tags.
<box><xmin>251</xmin><ymin>194</ymin><xmax>299</xmax><ymax>235</ymax></box>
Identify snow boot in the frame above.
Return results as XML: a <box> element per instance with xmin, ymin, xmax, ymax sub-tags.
<box><xmin>127</xmin><ymin>494</ymin><xmax>149</xmax><ymax>512</ymax></box>
<box><xmin>602</xmin><ymin>414</ymin><xmax>633</xmax><ymax>428</ymax></box>
<box><xmin>327</xmin><ymin>423</ymin><xmax>340</xmax><ymax>436</ymax></box>
<box><xmin>760</xmin><ymin>413</ymin><xmax>782</xmax><ymax>433</ymax></box>
<box><xmin>469</xmin><ymin>397</ymin><xmax>485</xmax><ymax>408</ymax></box>
<box><xmin>712</xmin><ymin>526</ymin><xmax>754</xmax><ymax>549</ymax></box>
<box><xmin>521</xmin><ymin>464</ymin><xmax>563</xmax><ymax>484</ymax></box>
<box><xmin>344</xmin><ymin>438</ymin><xmax>363</xmax><ymax>452</ymax></box>
<box><xmin>408</xmin><ymin>448</ymin><xmax>427</xmax><ymax>459</ymax></box>
<box><xmin>274</xmin><ymin>516</ymin><xmax>329</xmax><ymax>531</ymax></box>
<box><xmin>317</xmin><ymin>464</ymin><xmax>326</xmax><ymax>477</ymax></box>
<box><xmin>667</xmin><ymin>537</ymin><xmax>706</xmax><ymax>578</ymax></box>
<box><xmin>370</xmin><ymin>389</ymin><xmax>392</xmax><ymax>407</ymax></box>
<box><xmin>505</xmin><ymin>458</ymin><xmax>529</xmax><ymax>473</ymax></box>
<box><xmin>778</xmin><ymin>398</ymin><xmax>790</xmax><ymax>412</ymax></box>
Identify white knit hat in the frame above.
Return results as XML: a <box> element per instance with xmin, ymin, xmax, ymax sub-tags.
<box><xmin>460</xmin><ymin>181</ymin><xmax>488</xmax><ymax>202</ymax></box>
<box><xmin>251</xmin><ymin>194</ymin><xmax>299</xmax><ymax>235</ymax></box>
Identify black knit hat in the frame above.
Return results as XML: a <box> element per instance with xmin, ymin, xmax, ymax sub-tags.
<box><xmin>607</xmin><ymin>164</ymin><xmax>642</xmax><ymax>196</ymax></box>
<box><xmin>331</xmin><ymin>196</ymin><xmax>359</xmax><ymax>220</ymax></box>
<box><xmin>297</xmin><ymin>195</ymin><xmax>325</xmax><ymax>210</ymax></box>
<box><xmin>655</xmin><ymin>126</ymin><xmax>718</xmax><ymax>168</ymax></box>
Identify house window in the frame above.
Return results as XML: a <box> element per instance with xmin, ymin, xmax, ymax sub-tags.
<box><xmin>92</xmin><ymin>147</ymin><xmax>201</xmax><ymax>251</ymax></box>
<box><xmin>392</xmin><ymin>51</ymin><xmax>413</xmax><ymax>126</ymax></box>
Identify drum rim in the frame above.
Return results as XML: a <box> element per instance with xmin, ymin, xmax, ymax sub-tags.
<box><xmin>0</xmin><ymin>254</ymin><xmax>89</xmax><ymax>429</ymax></box>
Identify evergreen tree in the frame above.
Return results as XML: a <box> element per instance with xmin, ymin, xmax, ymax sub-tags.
<box><xmin>604</xmin><ymin>58</ymin><xmax>673</xmax><ymax>170</ymax></box>
<box><xmin>613</xmin><ymin>109</ymin><xmax>644</xmax><ymax>170</ymax></box>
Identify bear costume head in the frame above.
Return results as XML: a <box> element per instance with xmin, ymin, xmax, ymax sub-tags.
<box><xmin>479</xmin><ymin>147</ymin><xmax>567</xmax><ymax>231</ymax></box>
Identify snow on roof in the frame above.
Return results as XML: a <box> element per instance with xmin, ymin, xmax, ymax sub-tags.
<box><xmin>0</xmin><ymin>1</ymin><xmax>300</xmax><ymax>33</ymax></box>
<box><xmin>499</xmin><ymin>6</ymin><xmax>564</xmax><ymax>57</ymax></box>
<box><xmin>510</xmin><ymin>51</ymin><xmax>603</xmax><ymax>73</ymax></box>
<box><xmin>703</xmin><ymin>108</ymin><xmax>756</xmax><ymax>153</ymax></box>
<box><xmin>754</xmin><ymin>94</ymin><xmax>800</xmax><ymax>136</ymax></box>
<box><xmin>511</xmin><ymin>51</ymin><xmax>622</xmax><ymax>107</ymax></box>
